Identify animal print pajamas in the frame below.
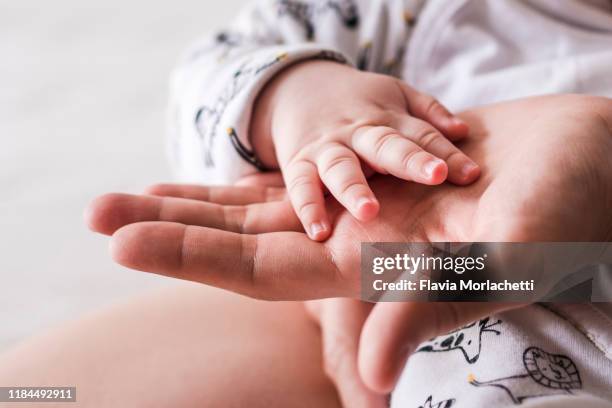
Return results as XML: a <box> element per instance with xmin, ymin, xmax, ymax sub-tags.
<box><xmin>168</xmin><ymin>0</ymin><xmax>612</xmax><ymax>405</ymax></box>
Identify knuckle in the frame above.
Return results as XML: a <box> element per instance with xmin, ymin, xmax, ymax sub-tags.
<box><xmin>352</xmin><ymin>110</ymin><xmax>396</xmax><ymax>129</ymax></box>
<box><xmin>414</xmin><ymin>127</ymin><xmax>442</xmax><ymax>149</ymax></box>
<box><xmin>372</xmin><ymin>130</ymin><xmax>400</xmax><ymax>161</ymax></box>
<box><xmin>444</xmin><ymin>149</ymin><xmax>464</xmax><ymax>163</ymax></box>
<box><xmin>401</xmin><ymin>146</ymin><xmax>424</xmax><ymax>169</ymax></box>
<box><xmin>144</xmin><ymin>183</ymin><xmax>170</xmax><ymax>195</ymax></box>
<box><xmin>264</xmin><ymin>187</ymin><xmax>280</xmax><ymax>202</ymax></box>
<box><xmin>285</xmin><ymin>151</ymin><xmax>311</xmax><ymax>170</ymax></box>
<box><xmin>316</xmin><ymin>141</ymin><xmax>349</xmax><ymax>157</ymax></box>
<box><xmin>320</xmin><ymin>129</ymin><xmax>347</xmax><ymax>143</ymax></box>
<box><xmin>177</xmin><ymin>225</ymin><xmax>192</xmax><ymax>271</ymax></box>
<box><xmin>296</xmin><ymin>201</ymin><xmax>319</xmax><ymax>219</ymax></box>
<box><xmin>371</xmin><ymin>109</ymin><xmax>396</xmax><ymax>124</ymax></box>
<box><xmin>423</xmin><ymin>96</ymin><xmax>443</xmax><ymax>117</ymax></box>
<box><xmin>242</xmin><ymin>233</ymin><xmax>259</xmax><ymax>286</ymax></box>
<box><xmin>222</xmin><ymin>205</ymin><xmax>246</xmax><ymax>233</ymax></box>
<box><xmin>338</xmin><ymin>181</ymin><xmax>364</xmax><ymax>199</ymax></box>
<box><xmin>287</xmin><ymin>173</ymin><xmax>314</xmax><ymax>195</ymax></box>
<box><xmin>319</xmin><ymin>151</ymin><xmax>355</xmax><ymax>176</ymax></box>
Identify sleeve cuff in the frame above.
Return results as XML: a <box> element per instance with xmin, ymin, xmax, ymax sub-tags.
<box><xmin>170</xmin><ymin>44</ymin><xmax>350</xmax><ymax>185</ymax></box>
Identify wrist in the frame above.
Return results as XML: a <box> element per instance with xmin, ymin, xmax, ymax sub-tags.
<box><xmin>250</xmin><ymin>73</ymin><xmax>280</xmax><ymax>169</ymax></box>
<box><xmin>250</xmin><ymin>60</ymin><xmax>351</xmax><ymax>169</ymax></box>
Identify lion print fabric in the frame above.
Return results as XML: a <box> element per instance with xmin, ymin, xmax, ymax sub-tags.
<box><xmin>392</xmin><ymin>304</ymin><xmax>612</xmax><ymax>407</ymax></box>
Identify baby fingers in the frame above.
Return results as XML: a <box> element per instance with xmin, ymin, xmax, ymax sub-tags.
<box><xmin>351</xmin><ymin>126</ymin><xmax>449</xmax><ymax>184</ymax></box>
<box><xmin>284</xmin><ymin>160</ymin><xmax>331</xmax><ymax>241</ymax></box>
<box><xmin>399</xmin><ymin>83</ymin><xmax>469</xmax><ymax>140</ymax></box>
<box><xmin>396</xmin><ymin>117</ymin><xmax>480</xmax><ymax>184</ymax></box>
<box><xmin>285</xmin><ymin>145</ymin><xmax>380</xmax><ymax>241</ymax></box>
<box><xmin>315</xmin><ymin>144</ymin><xmax>380</xmax><ymax>222</ymax></box>
<box><xmin>352</xmin><ymin>122</ymin><xmax>480</xmax><ymax>186</ymax></box>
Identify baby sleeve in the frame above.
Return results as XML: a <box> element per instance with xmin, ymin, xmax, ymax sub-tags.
<box><xmin>168</xmin><ymin>0</ymin><xmax>424</xmax><ymax>184</ymax></box>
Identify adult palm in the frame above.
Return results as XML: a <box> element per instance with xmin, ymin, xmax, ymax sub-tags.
<box><xmin>89</xmin><ymin>95</ymin><xmax>611</xmax><ymax>295</ymax></box>
<box><xmin>87</xmin><ymin>94</ymin><xmax>612</xmax><ymax>393</ymax></box>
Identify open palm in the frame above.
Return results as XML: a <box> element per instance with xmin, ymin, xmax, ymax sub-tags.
<box><xmin>87</xmin><ymin>95</ymin><xmax>612</xmax><ymax>394</ymax></box>
<box><xmin>88</xmin><ymin>95</ymin><xmax>612</xmax><ymax>299</ymax></box>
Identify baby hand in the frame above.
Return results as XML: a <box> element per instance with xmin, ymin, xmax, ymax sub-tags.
<box><xmin>251</xmin><ymin>61</ymin><xmax>480</xmax><ymax>241</ymax></box>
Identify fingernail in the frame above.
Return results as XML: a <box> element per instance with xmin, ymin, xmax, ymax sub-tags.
<box><xmin>423</xmin><ymin>158</ymin><xmax>444</xmax><ymax>178</ymax></box>
<box><xmin>452</xmin><ymin>117</ymin><xmax>467</xmax><ymax>127</ymax></box>
<box><xmin>355</xmin><ymin>197</ymin><xmax>374</xmax><ymax>211</ymax></box>
<box><xmin>356</xmin><ymin>197</ymin><xmax>370</xmax><ymax>208</ymax></box>
<box><xmin>462</xmin><ymin>162</ymin><xmax>479</xmax><ymax>177</ymax></box>
<box><xmin>309</xmin><ymin>222</ymin><xmax>327</xmax><ymax>238</ymax></box>
<box><xmin>355</xmin><ymin>197</ymin><xmax>379</xmax><ymax>221</ymax></box>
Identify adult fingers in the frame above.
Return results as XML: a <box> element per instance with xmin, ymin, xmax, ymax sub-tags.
<box><xmin>235</xmin><ymin>171</ymin><xmax>286</xmax><ymax>188</ymax></box>
<box><xmin>351</xmin><ymin>126</ymin><xmax>448</xmax><ymax>185</ymax></box>
<box><xmin>284</xmin><ymin>160</ymin><xmax>331</xmax><ymax>241</ymax></box>
<box><xmin>85</xmin><ymin>193</ymin><xmax>301</xmax><ymax>236</ymax></box>
<box><xmin>358</xmin><ymin>302</ymin><xmax>523</xmax><ymax>393</ymax></box>
<box><xmin>394</xmin><ymin>116</ymin><xmax>480</xmax><ymax>185</ymax></box>
<box><xmin>316</xmin><ymin>144</ymin><xmax>379</xmax><ymax>221</ymax></box>
<box><xmin>110</xmin><ymin>221</ymin><xmax>356</xmax><ymax>300</ymax></box>
<box><xmin>398</xmin><ymin>82</ymin><xmax>469</xmax><ymax>140</ymax></box>
<box><xmin>145</xmin><ymin>183</ymin><xmax>286</xmax><ymax>205</ymax></box>
<box><xmin>308</xmin><ymin>299</ymin><xmax>387</xmax><ymax>408</ymax></box>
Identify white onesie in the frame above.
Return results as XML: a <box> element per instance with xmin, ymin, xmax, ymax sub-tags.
<box><xmin>168</xmin><ymin>1</ymin><xmax>612</xmax><ymax>406</ymax></box>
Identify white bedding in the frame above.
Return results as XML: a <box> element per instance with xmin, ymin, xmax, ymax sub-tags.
<box><xmin>0</xmin><ymin>0</ymin><xmax>242</xmax><ymax>350</ymax></box>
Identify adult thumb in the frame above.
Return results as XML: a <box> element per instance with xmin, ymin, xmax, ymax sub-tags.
<box><xmin>357</xmin><ymin>301</ymin><xmax>523</xmax><ymax>393</ymax></box>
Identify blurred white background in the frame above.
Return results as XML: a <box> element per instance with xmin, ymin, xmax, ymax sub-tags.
<box><xmin>0</xmin><ymin>0</ymin><xmax>243</xmax><ymax>350</ymax></box>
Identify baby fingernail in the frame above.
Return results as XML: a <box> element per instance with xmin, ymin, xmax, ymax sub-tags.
<box><xmin>423</xmin><ymin>158</ymin><xmax>444</xmax><ymax>178</ymax></box>
<box><xmin>462</xmin><ymin>162</ymin><xmax>479</xmax><ymax>177</ymax></box>
<box><xmin>310</xmin><ymin>222</ymin><xmax>327</xmax><ymax>238</ymax></box>
<box><xmin>355</xmin><ymin>197</ymin><xmax>374</xmax><ymax>210</ymax></box>
<box><xmin>354</xmin><ymin>197</ymin><xmax>379</xmax><ymax>221</ymax></box>
<box><xmin>452</xmin><ymin>117</ymin><xmax>467</xmax><ymax>127</ymax></box>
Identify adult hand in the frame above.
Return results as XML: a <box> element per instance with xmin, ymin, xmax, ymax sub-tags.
<box><xmin>86</xmin><ymin>94</ymin><xmax>612</xmax><ymax>392</ymax></box>
<box><xmin>238</xmin><ymin>173</ymin><xmax>388</xmax><ymax>407</ymax></box>
<box><xmin>305</xmin><ymin>299</ymin><xmax>386</xmax><ymax>408</ymax></box>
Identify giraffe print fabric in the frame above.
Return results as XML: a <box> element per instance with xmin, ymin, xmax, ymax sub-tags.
<box><xmin>391</xmin><ymin>304</ymin><xmax>612</xmax><ymax>407</ymax></box>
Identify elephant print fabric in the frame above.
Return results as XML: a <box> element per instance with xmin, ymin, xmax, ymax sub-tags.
<box><xmin>415</xmin><ymin>317</ymin><xmax>502</xmax><ymax>364</ymax></box>
<box><xmin>469</xmin><ymin>347</ymin><xmax>582</xmax><ymax>405</ymax></box>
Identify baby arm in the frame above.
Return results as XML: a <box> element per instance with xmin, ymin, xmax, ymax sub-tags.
<box><xmin>169</xmin><ymin>0</ymin><xmax>479</xmax><ymax>240</ymax></box>
<box><xmin>168</xmin><ymin>0</ymin><xmax>425</xmax><ymax>184</ymax></box>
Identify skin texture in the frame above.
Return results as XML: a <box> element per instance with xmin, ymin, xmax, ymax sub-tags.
<box><xmin>250</xmin><ymin>60</ymin><xmax>479</xmax><ymax>240</ymax></box>
<box><xmin>86</xmin><ymin>94</ymin><xmax>612</xmax><ymax>398</ymax></box>
<box><xmin>0</xmin><ymin>285</ymin><xmax>341</xmax><ymax>408</ymax></box>
<box><xmin>88</xmin><ymin>95</ymin><xmax>612</xmax><ymax>295</ymax></box>
<box><xmin>304</xmin><ymin>298</ymin><xmax>385</xmax><ymax>407</ymax></box>
<box><xmin>1</xmin><ymin>95</ymin><xmax>610</xmax><ymax>407</ymax></box>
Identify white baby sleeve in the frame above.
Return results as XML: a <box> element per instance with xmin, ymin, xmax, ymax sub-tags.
<box><xmin>168</xmin><ymin>0</ymin><xmax>424</xmax><ymax>184</ymax></box>
<box><xmin>391</xmin><ymin>304</ymin><xmax>612</xmax><ymax>407</ymax></box>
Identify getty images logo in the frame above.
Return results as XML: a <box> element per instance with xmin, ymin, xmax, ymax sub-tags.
<box><xmin>372</xmin><ymin>253</ymin><xmax>488</xmax><ymax>275</ymax></box>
